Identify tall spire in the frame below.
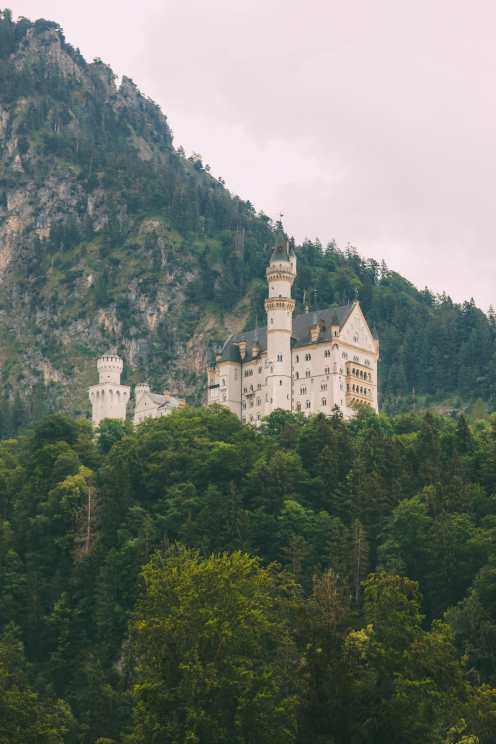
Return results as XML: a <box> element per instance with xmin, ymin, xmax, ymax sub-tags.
<box><xmin>270</xmin><ymin>219</ymin><xmax>290</xmax><ymax>263</ymax></box>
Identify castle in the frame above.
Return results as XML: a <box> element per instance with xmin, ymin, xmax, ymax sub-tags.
<box><xmin>89</xmin><ymin>233</ymin><xmax>379</xmax><ymax>428</ymax></box>
<box><xmin>88</xmin><ymin>355</ymin><xmax>185</xmax><ymax>426</ymax></box>
<box><xmin>207</xmin><ymin>232</ymin><xmax>379</xmax><ymax>423</ymax></box>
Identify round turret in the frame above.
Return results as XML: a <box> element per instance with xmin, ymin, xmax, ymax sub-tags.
<box><xmin>97</xmin><ymin>354</ymin><xmax>123</xmax><ymax>385</ymax></box>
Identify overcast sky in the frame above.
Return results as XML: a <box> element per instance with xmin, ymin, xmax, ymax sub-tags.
<box><xmin>12</xmin><ymin>1</ymin><xmax>496</xmax><ymax>308</ymax></box>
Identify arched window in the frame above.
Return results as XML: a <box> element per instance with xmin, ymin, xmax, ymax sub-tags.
<box><xmin>322</xmin><ymin>398</ymin><xmax>327</xmax><ymax>406</ymax></box>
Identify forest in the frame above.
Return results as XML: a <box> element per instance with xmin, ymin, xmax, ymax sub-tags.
<box><xmin>1</xmin><ymin>404</ymin><xmax>496</xmax><ymax>742</ymax></box>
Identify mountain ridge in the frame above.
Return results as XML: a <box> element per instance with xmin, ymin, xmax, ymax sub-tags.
<box><xmin>0</xmin><ymin>9</ymin><xmax>495</xmax><ymax>431</ymax></box>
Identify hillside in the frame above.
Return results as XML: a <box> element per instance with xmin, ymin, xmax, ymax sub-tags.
<box><xmin>0</xmin><ymin>10</ymin><xmax>495</xmax><ymax>431</ymax></box>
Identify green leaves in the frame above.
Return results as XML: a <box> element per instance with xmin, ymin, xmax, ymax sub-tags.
<box><xmin>127</xmin><ymin>548</ymin><xmax>301</xmax><ymax>744</ymax></box>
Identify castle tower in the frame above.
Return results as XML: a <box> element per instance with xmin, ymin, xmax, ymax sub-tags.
<box><xmin>88</xmin><ymin>354</ymin><xmax>130</xmax><ymax>426</ymax></box>
<box><xmin>264</xmin><ymin>230</ymin><xmax>296</xmax><ymax>412</ymax></box>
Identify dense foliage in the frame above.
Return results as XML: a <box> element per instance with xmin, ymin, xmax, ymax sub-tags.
<box><xmin>2</xmin><ymin>406</ymin><xmax>496</xmax><ymax>741</ymax></box>
<box><xmin>0</xmin><ymin>9</ymin><xmax>496</xmax><ymax>420</ymax></box>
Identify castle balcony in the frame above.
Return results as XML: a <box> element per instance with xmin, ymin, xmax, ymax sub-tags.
<box><xmin>345</xmin><ymin>387</ymin><xmax>373</xmax><ymax>407</ymax></box>
<box><xmin>345</xmin><ymin>360</ymin><xmax>373</xmax><ymax>383</ymax></box>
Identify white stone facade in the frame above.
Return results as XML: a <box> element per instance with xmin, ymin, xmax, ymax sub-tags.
<box><xmin>88</xmin><ymin>355</ymin><xmax>130</xmax><ymax>426</ymax></box>
<box><xmin>88</xmin><ymin>357</ymin><xmax>185</xmax><ymax>426</ymax></box>
<box><xmin>133</xmin><ymin>384</ymin><xmax>185</xmax><ymax>424</ymax></box>
<box><xmin>207</xmin><ymin>238</ymin><xmax>380</xmax><ymax>424</ymax></box>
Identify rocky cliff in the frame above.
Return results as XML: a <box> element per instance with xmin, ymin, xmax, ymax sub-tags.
<box><xmin>0</xmin><ymin>13</ymin><xmax>273</xmax><ymax>419</ymax></box>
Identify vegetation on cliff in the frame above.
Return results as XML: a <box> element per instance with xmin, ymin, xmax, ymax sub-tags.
<box><xmin>0</xmin><ymin>9</ymin><xmax>495</xmax><ymax>426</ymax></box>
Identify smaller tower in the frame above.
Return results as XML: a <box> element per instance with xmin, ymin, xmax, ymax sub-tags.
<box><xmin>88</xmin><ymin>354</ymin><xmax>130</xmax><ymax>426</ymax></box>
<box><xmin>135</xmin><ymin>383</ymin><xmax>151</xmax><ymax>400</ymax></box>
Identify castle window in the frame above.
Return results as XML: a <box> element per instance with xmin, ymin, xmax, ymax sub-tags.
<box><xmin>305</xmin><ymin>370</ymin><xmax>311</xmax><ymax>378</ymax></box>
<box><xmin>325</xmin><ymin>367</ymin><xmax>330</xmax><ymax>375</ymax></box>
<box><xmin>306</xmin><ymin>400</ymin><xmax>311</xmax><ymax>409</ymax></box>
<box><xmin>243</xmin><ymin>387</ymin><xmax>247</xmax><ymax>393</ymax></box>
<box><xmin>277</xmin><ymin>353</ymin><xmax>283</xmax><ymax>362</ymax></box>
<box><xmin>257</xmin><ymin>398</ymin><xmax>261</xmax><ymax>406</ymax></box>
<box><xmin>296</xmin><ymin>355</ymin><xmax>299</xmax><ymax>363</ymax></box>
<box><xmin>300</xmin><ymin>386</ymin><xmax>307</xmax><ymax>395</ymax></box>
<box><xmin>334</xmin><ymin>330</ymin><xmax>339</xmax><ymax>337</ymax></box>
<box><xmin>295</xmin><ymin>371</ymin><xmax>299</xmax><ymax>379</ymax></box>
<box><xmin>342</xmin><ymin>352</ymin><xmax>348</xmax><ymax>359</ymax></box>
<box><xmin>279</xmin><ymin>380</ymin><xmax>283</xmax><ymax>386</ymax></box>
<box><xmin>242</xmin><ymin>401</ymin><xmax>246</xmax><ymax>409</ymax></box>
<box><xmin>257</xmin><ymin>383</ymin><xmax>261</xmax><ymax>390</ymax></box>
<box><xmin>353</xmin><ymin>355</ymin><xmax>359</xmax><ymax>362</ymax></box>
<box><xmin>324</xmin><ymin>349</ymin><xmax>331</xmax><ymax>358</ymax></box>
<box><xmin>321</xmin><ymin>383</ymin><xmax>327</xmax><ymax>391</ymax></box>
<box><xmin>322</xmin><ymin>398</ymin><xmax>327</xmax><ymax>406</ymax></box>
<box><xmin>305</xmin><ymin>353</ymin><xmax>312</xmax><ymax>361</ymax></box>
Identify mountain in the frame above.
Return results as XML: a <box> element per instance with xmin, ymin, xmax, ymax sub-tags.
<box><xmin>0</xmin><ymin>9</ymin><xmax>496</xmax><ymax>431</ymax></box>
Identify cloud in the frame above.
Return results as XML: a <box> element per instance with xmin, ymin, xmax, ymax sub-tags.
<box><xmin>13</xmin><ymin>0</ymin><xmax>496</xmax><ymax>307</ymax></box>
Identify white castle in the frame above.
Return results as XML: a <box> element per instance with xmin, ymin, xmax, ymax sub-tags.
<box><xmin>207</xmin><ymin>232</ymin><xmax>379</xmax><ymax>423</ymax></box>
<box><xmin>88</xmin><ymin>354</ymin><xmax>185</xmax><ymax>426</ymax></box>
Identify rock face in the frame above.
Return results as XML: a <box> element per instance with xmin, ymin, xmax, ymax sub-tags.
<box><xmin>0</xmin><ymin>14</ymin><xmax>271</xmax><ymax>418</ymax></box>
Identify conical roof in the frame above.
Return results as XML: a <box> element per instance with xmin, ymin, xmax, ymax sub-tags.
<box><xmin>270</xmin><ymin>226</ymin><xmax>290</xmax><ymax>263</ymax></box>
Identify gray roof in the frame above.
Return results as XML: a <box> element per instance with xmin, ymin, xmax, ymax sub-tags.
<box><xmin>219</xmin><ymin>303</ymin><xmax>356</xmax><ymax>363</ymax></box>
<box><xmin>270</xmin><ymin>227</ymin><xmax>291</xmax><ymax>263</ymax></box>
<box><xmin>149</xmin><ymin>392</ymin><xmax>167</xmax><ymax>405</ymax></box>
<box><xmin>139</xmin><ymin>391</ymin><xmax>183</xmax><ymax>409</ymax></box>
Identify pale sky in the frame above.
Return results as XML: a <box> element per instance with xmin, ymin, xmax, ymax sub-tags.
<box><xmin>11</xmin><ymin>1</ymin><xmax>496</xmax><ymax>308</ymax></box>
